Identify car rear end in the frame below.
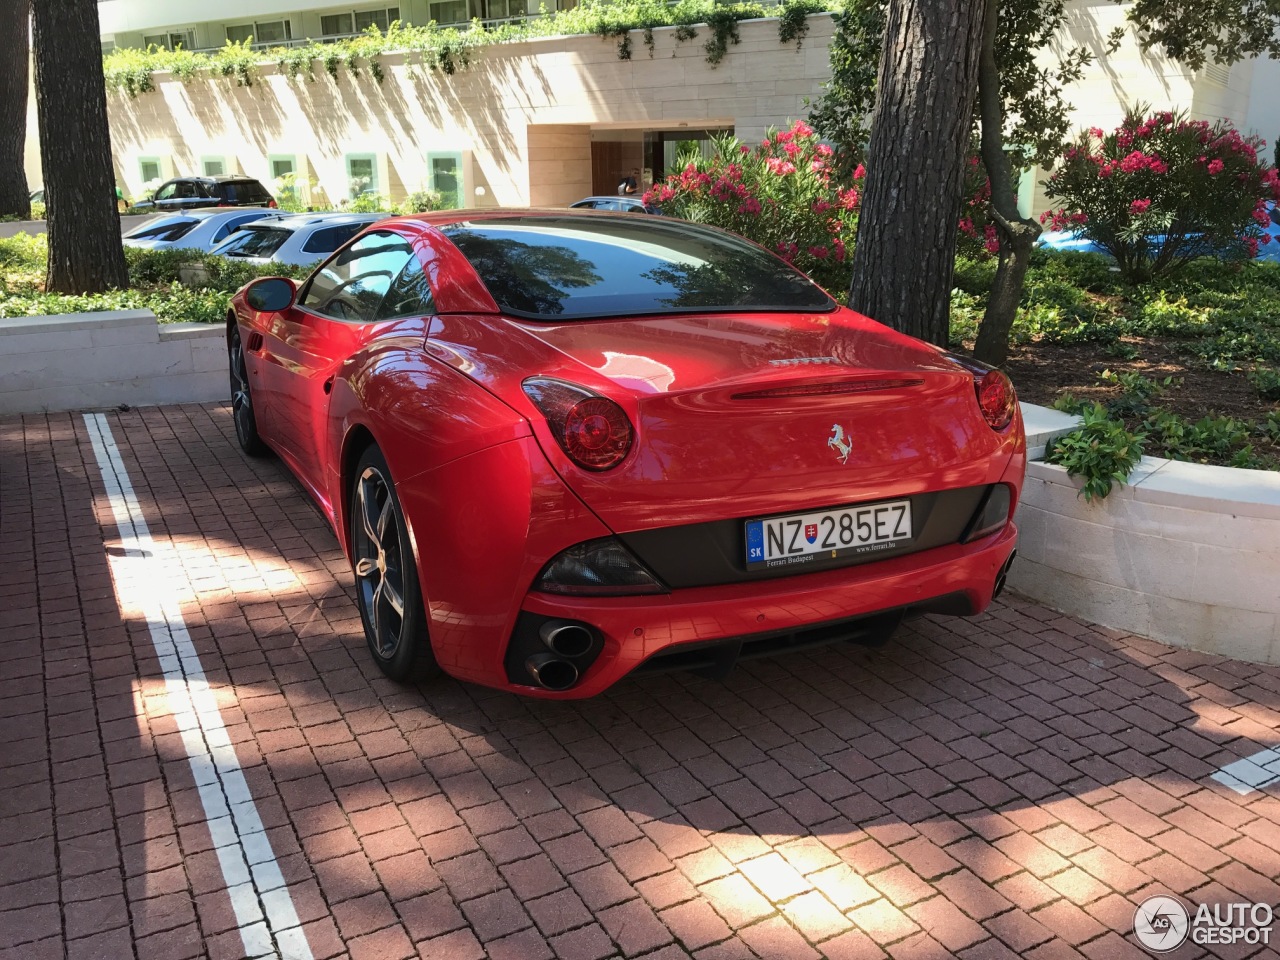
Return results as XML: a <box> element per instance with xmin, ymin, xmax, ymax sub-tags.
<box><xmin>391</xmin><ymin>213</ymin><xmax>1025</xmax><ymax>697</ymax></box>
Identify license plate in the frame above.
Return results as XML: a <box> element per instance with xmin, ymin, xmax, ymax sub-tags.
<box><xmin>745</xmin><ymin>499</ymin><xmax>912</xmax><ymax>570</ymax></box>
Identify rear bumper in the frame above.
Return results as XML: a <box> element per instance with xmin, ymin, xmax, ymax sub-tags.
<box><xmin>505</xmin><ymin>521</ymin><xmax>1017</xmax><ymax>698</ymax></box>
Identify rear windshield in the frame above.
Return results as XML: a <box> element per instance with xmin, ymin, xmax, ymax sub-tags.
<box><xmin>216</xmin><ymin>226</ymin><xmax>290</xmax><ymax>258</ymax></box>
<box><xmin>218</xmin><ymin>181</ymin><xmax>272</xmax><ymax>204</ymax></box>
<box><xmin>440</xmin><ymin>216</ymin><xmax>835</xmax><ymax>320</ymax></box>
<box><xmin>302</xmin><ymin>224</ymin><xmax>366</xmax><ymax>255</ymax></box>
<box><xmin>124</xmin><ymin>218</ymin><xmax>197</xmax><ymax>242</ymax></box>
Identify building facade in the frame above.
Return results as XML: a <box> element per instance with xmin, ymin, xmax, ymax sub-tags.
<box><xmin>20</xmin><ymin>1</ymin><xmax>1276</xmax><ymax>216</ymax></box>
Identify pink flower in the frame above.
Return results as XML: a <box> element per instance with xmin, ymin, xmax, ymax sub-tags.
<box><xmin>960</xmin><ymin>217</ymin><xmax>976</xmax><ymax>237</ymax></box>
<box><xmin>812</xmin><ymin>199</ymin><xmax>832</xmax><ymax>213</ymax></box>
<box><xmin>808</xmin><ymin>245</ymin><xmax>829</xmax><ymax>259</ymax></box>
<box><xmin>1089</xmin><ymin>127</ymin><xmax>1105</xmax><ymax>139</ymax></box>
<box><xmin>833</xmin><ymin>239</ymin><xmax>846</xmax><ymax>262</ymax></box>
<box><xmin>737</xmin><ymin>197</ymin><xmax>762</xmax><ymax>215</ymax></box>
<box><xmin>765</xmin><ymin>157</ymin><xmax>796</xmax><ymax>176</ymax></box>
<box><xmin>1207</xmin><ymin>159</ymin><xmax>1225</xmax><ymax>175</ymax></box>
<box><xmin>1244</xmin><ymin>235</ymin><xmax>1259</xmax><ymax>258</ymax></box>
<box><xmin>775</xmin><ymin>130</ymin><xmax>794</xmax><ymax>144</ymax></box>
<box><xmin>852</xmin><ymin>164</ymin><xmax>866</xmax><ymax>181</ymax></box>
<box><xmin>783</xmin><ymin>142</ymin><xmax>801</xmax><ymax>158</ymax></box>
<box><xmin>791</xmin><ymin>120</ymin><xmax>814</xmax><ymax>138</ymax></box>
<box><xmin>740</xmin><ymin>144</ymin><xmax>751</xmax><ymax>154</ymax></box>
<box><xmin>1255</xmin><ymin>208</ymin><xmax>1272</xmax><ymax>227</ymax></box>
<box><xmin>1129</xmin><ymin>198</ymin><xmax>1152</xmax><ymax>215</ymax></box>
<box><xmin>815</xmin><ymin>143</ymin><xmax>833</xmax><ymax>157</ymax></box>
<box><xmin>1261</xmin><ymin>232</ymin><xmax>1273</xmax><ymax>245</ymax></box>
<box><xmin>810</xmin><ymin>160</ymin><xmax>825</xmax><ymax>174</ymax></box>
<box><xmin>983</xmin><ymin>223</ymin><xmax>999</xmax><ymax>254</ymax></box>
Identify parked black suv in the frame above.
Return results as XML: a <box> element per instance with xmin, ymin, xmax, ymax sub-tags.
<box><xmin>133</xmin><ymin>175</ymin><xmax>276</xmax><ymax>212</ymax></box>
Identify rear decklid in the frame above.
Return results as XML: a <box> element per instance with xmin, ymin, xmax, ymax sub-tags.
<box><xmin>429</xmin><ymin>307</ymin><xmax>1017</xmax><ymax>533</ymax></box>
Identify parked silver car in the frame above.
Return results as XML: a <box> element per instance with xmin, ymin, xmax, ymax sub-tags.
<box><xmin>121</xmin><ymin>209</ymin><xmax>277</xmax><ymax>252</ymax></box>
<box><xmin>207</xmin><ymin>213</ymin><xmax>391</xmax><ymax>266</ymax></box>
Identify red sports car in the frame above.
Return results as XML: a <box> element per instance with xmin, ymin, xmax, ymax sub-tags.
<box><xmin>227</xmin><ymin>211</ymin><xmax>1024</xmax><ymax>698</ymax></box>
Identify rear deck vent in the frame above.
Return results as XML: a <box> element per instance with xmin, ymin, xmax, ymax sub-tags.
<box><xmin>732</xmin><ymin>378</ymin><xmax>924</xmax><ymax>400</ymax></box>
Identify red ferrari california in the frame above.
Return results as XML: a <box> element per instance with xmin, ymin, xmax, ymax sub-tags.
<box><xmin>227</xmin><ymin>211</ymin><xmax>1025</xmax><ymax>698</ymax></box>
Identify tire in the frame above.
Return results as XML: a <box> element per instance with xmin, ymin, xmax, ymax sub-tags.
<box><xmin>229</xmin><ymin>325</ymin><xmax>268</xmax><ymax>457</ymax></box>
<box><xmin>349</xmin><ymin>444</ymin><xmax>440</xmax><ymax>682</ymax></box>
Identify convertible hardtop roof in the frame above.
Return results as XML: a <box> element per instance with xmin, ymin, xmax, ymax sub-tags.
<box><xmin>377</xmin><ymin>208</ymin><xmax>655</xmax><ymax>230</ymax></box>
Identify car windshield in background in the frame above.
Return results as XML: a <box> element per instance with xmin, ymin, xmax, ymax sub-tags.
<box><xmin>217</xmin><ymin>227</ymin><xmax>290</xmax><ymax>258</ymax></box>
<box><xmin>441</xmin><ymin>216</ymin><xmax>835</xmax><ymax>320</ymax></box>
<box><xmin>124</xmin><ymin>218</ymin><xmax>198</xmax><ymax>242</ymax></box>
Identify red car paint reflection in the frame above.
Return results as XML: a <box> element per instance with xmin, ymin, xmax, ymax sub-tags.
<box><xmin>227</xmin><ymin>211</ymin><xmax>1025</xmax><ymax>698</ymax></box>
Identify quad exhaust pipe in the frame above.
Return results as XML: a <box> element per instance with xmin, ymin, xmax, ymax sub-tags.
<box><xmin>993</xmin><ymin>550</ymin><xmax>1017</xmax><ymax>599</ymax></box>
<box><xmin>524</xmin><ymin>620</ymin><xmax>600</xmax><ymax>691</ymax></box>
<box><xmin>539</xmin><ymin>620</ymin><xmax>596</xmax><ymax>658</ymax></box>
<box><xmin>525</xmin><ymin>653</ymin><xmax>579</xmax><ymax>692</ymax></box>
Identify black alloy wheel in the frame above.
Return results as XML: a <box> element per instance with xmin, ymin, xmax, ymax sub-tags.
<box><xmin>229</xmin><ymin>325</ymin><xmax>267</xmax><ymax>456</ymax></box>
<box><xmin>350</xmin><ymin>445</ymin><xmax>439</xmax><ymax>682</ymax></box>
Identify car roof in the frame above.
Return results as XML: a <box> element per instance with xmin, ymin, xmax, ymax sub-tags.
<box><xmin>232</xmin><ymin>212</ymin><xmax>389</xmax><ymax>230</ymax></box>
<box><xmin>186</xmin><ymin>175</ymin><xmax>265</xmax><ymax>184</ymax></box>
<box><xmin>575</xmin><ymin>196</ymin><xmax>645</xmax><ymax>203</ymax></box>
<box><xmin>373</xmin><ymin>208</ymin><xmax>656</xmax><ymax>231</ymax></box>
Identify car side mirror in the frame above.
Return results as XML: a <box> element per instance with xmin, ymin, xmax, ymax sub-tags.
<box><xmin>245</xmin><ymin>277</ymin><xmax>296</xmax><ymax>312</ymax></box>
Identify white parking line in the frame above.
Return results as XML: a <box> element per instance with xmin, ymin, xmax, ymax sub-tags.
<box><xmin>1211</xmin><ymin>748</ymin><xmax>1280</xmax><ymax>795</ymax></box>
<box><xmin>84</xmin><ymin>413</ymin><xmax>315</xmax><ymax>960</ymax></box>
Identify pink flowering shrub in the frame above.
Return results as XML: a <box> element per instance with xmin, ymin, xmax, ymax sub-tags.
<box><xmin>1044</xmin><ymin>110</ymin><xmax>1280</xmax><ymax>281</ymax></box>
<box><xmin>643</xmin><ymin>120</ymin><xmax>860</xmax><ymax>293</ymax></box>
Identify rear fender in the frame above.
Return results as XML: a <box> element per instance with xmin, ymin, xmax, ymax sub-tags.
<box><xmin>326</xmin><ymin>342</ymin><xmax>530</xmax><ymax>561</ymax></box>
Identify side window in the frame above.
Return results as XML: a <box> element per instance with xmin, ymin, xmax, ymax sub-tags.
<box><xmin>153</xmin><ymin>182</ymin><xmax>177</xmax><ymax>201</ymax></box>
<box><xmin>173</xmin><ymin>181</ymin><xmax>198</xmax><ymax>199</ymax></box>
<box><xmin>301</xmin><ymin>232</ymin><xmax>414</xmax><ymax>323</ymax></box>
<box><xmin>375</xmin><ymin>254</ymin><xmax>435</xmax><ymax>320</ymax></box>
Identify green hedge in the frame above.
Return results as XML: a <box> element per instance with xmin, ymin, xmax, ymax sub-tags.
<box><xmin>1</xmin><ymin>235</ymin><xmax>311</xmax><ymax>325</ymax></box>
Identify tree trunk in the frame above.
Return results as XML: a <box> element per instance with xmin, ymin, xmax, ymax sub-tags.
<box><xmin>847</xmin><ymin>0</ymin><xmax>985</xmax><ymax>346</ymax></box>
<box><xmin>31</xmin><ymin>0</ymin><xmax>127</xmax><ymax>294</ymax></box>
<box><xmin>0</xmin><ymin>0</ymin><xmax>31</xmax><ymax>220</ymax></box>
<box><xmin>972</xmin><ymin>0</ymin><xmax>1041</xmax><ymax>367</ymax></box>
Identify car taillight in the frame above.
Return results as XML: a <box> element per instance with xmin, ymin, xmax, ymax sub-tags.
<box><xmin>522</xmin><ymin>378</ymin><xmax>634</xmax><ymax>470</ymax></box>
<box><xmin>943</xmin><ymin>353</ymin><xmax>1017</xmax><ymax>431</ymax></box>
<box><xmin>976</xmin><ymin>369</ymin><xmax>1016</xmax><ymax>430</ymax></box>
<box><xmin>268</xmin><ymin>199</ymin><xmax>278</xmax><ymax>209</ymax></box>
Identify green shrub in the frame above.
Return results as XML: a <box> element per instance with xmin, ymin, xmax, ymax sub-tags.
<box><xmin>1043</xmin><ymin>109</ymin><xmax>1280</xmax><ymax>282</ymax></box>
<box><xmin>1249</xmin><ymin>367</ymin><xmax>1280</xmax><ymax>400</ymax></box>
<box><xmin>1046</xmin><ymin>402</ymin><xmax>1146</xmax><ymax>501</ymax></box>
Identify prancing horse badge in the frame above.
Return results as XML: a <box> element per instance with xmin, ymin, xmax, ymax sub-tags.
<box><xmin>828</xmin><ymin>424</ymin><xmax>852</xmax><ymax>464</ymax></box>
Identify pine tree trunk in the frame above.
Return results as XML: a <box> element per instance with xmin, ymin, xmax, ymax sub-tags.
<box><xmin>31</xmin><ymin>0</ymin><xmax>127</xmax><ymax>294</ymax></box>
<box><xmin>972</xmin><ymin>0</ymin><xmax>1041</xmax><ymax>367</ymax></box>
<box><xmin>0</xmin><ymin>0</ymin><xmax>32</xmax><ymax>220</ymax></box>
<box><xmin>847</xmin><ymin>0</ymin><xmax>985</xmax><ymax>346</ymax></box>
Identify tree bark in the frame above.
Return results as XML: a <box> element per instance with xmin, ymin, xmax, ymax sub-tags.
<box><xmin>972</xmin><ymin>0</ymin><xmax>1042</xmax><ymax>367</ymax></box>
<box><xmin>0</xmin><ymin>0</ymin><xmax>31</xmax><ymax>220</ymax></box>
<box><xmin>31</xmin><ymin>0</ymin><xmax>127</xmax><ymax>293</ymax></box>
<box><xmin>847</xmin><ymin>0</ymin><xmax>985</xmax><ymax>346</ymax></box>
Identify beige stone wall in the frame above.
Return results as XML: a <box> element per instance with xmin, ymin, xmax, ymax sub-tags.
<box><xmin>103</xmin><ymin>15</ymin><xmax>838</xmax><ymax>208</ymax></box>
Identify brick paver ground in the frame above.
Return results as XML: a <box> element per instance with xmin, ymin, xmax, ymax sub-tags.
<box><xmin>3</xmin><ymin>402</ymin><xmax>1280</xmax><ymax>960</ymax></box>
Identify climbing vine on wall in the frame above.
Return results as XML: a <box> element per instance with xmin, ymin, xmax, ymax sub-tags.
<box><xmin>102</xmin><ymin>0</ymin><xmax>835</xmax><ymax>96</ymax></box>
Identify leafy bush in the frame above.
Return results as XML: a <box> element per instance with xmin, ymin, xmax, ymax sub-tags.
<box><xmin>1046</xmin><ymin>402</ymin><xmax>1147</xmax><ymax>501</ymax></box>
<box><xmin>644</xmin><ymin>121</ymin><xmax>859</xmax><ymax>293</ymax></box>
<box><xmin>1043</xmin><ymin>110</ymin><xmax>1280</xmax><ymax>281</ymax></box>
<box><xmin>1249</xmin><ymin>367</ymin><xmax>1280</xmax><ymax>400</ymax></box>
